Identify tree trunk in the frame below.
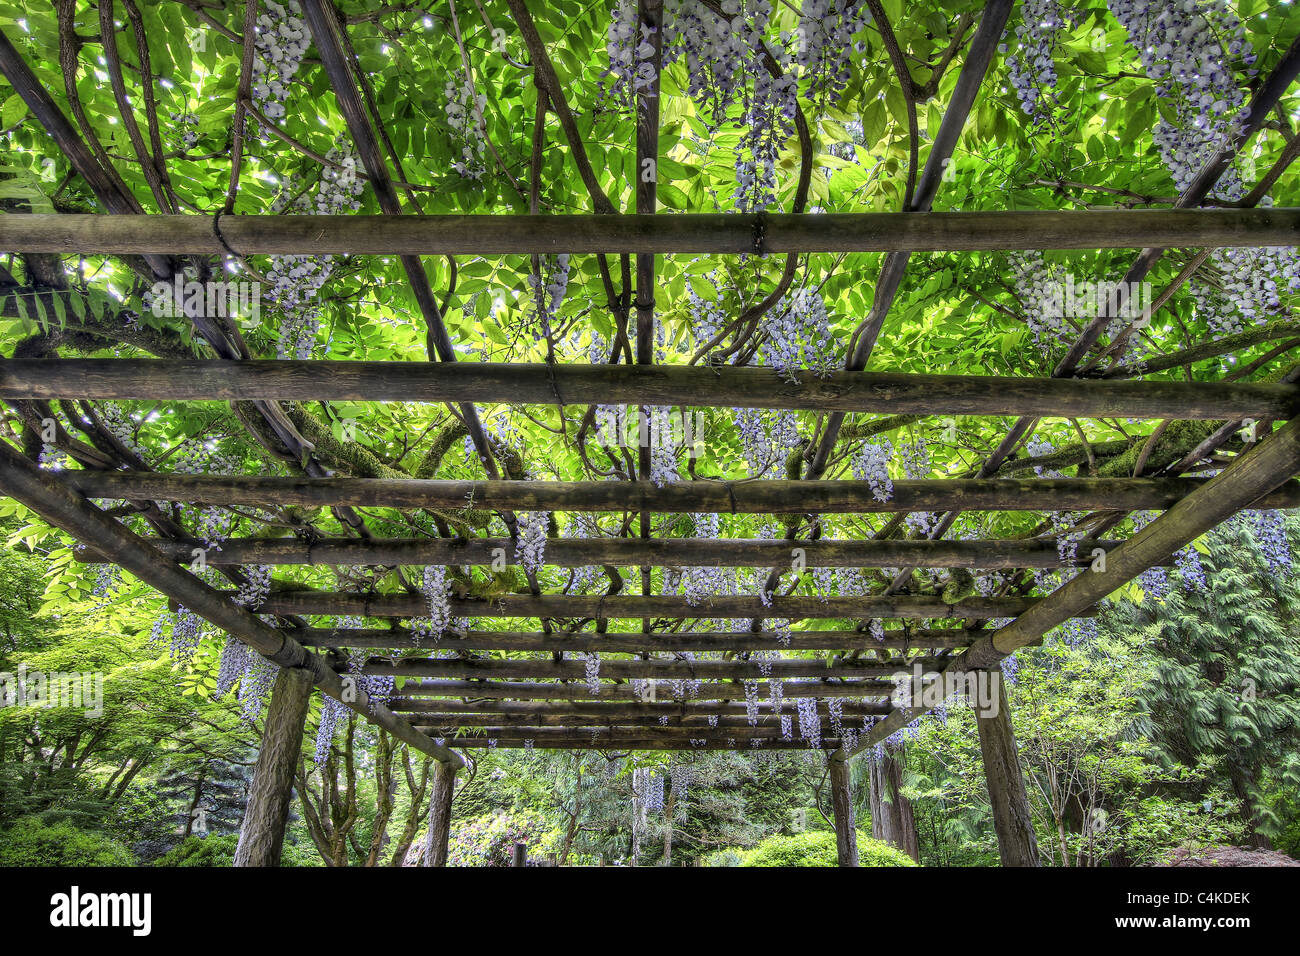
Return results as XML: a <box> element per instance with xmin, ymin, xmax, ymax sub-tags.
<box><xmin>829</xmin><ymin>755</ymin><xmax>858</xmax><ymax>866</ymax></box>
<box><xmin>183</xmin><ymin>770</ymin><xmax>205</xmax><ymax>839</ymax></box>
<box><xmin>661</xmin><ymin>787</ymin><xmax>675</xmax><ymax>867</ymax></box>
<box><xmin>422</xmin><ymin>758</ymin><xmax>456</xmax><ymax>867</ymax></box>
<box><xmin>975</xmin><ymin>670</ymin><xmax>1040</xmax><ymax>866</ymax></box>
<box><xmin>868</xmin><ymin>743</ymin><xmax>919</xmax><ymax>861</ymax></box>
<box><xmin>234</xmin><ymin>664</ymin><xmax>313</xmax><ymax>867</ymax></box>
<box><xmin>1229</xmin><ymin>765</ymin><xmax>1273</xmax><ymax>849</ymax></box>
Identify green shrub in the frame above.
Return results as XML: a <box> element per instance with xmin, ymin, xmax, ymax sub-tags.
<box><xmin>741</xmin><ymin>831</ymin><xmax>917</xmax><ymax>867</ymax></box>
<box><xmin>700</xmin><ymin>847</ymin><xmax>748</xmax><ymax>867</ymax></box>
<box><xmin>445</xmin><ymin>810</ymin><xmax>559</xmax><ymax>867</ymax></box>
<box><xmin>152</xmin><ymin>834</ymin><xmax>319</xmax><ymax>867</ymax></box>
<box><xmin>0</xmin><ymin>815</ymin><xmax>135</xmax><ymax>866</ymax></box>
<box><xmin>857</xmin><ymin>837</ymin><xmax>919</xmax><ymax>867</ymax></box>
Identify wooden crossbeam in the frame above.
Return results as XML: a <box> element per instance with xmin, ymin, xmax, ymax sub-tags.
<box><xmin>4</xmin><ymin>209</ymin><xmax>1299</xmax><ymax>254</ymax></box>
<box><xmin>90</xmin><ymin>535</ymin><xmax>1133</xmax><ymax>570</ymax></box>
<box><xmin>7</xmin><ymin>359</ymin><xmax>1300</xmax><ymax>420</ymax></box>
<box><xmin>287</xmin><ymin>627</ymin><xmax>974</xmax><ymax>652</ymax></box>
<box><xmin>358</xmin><ymin>657</ymin><xmax>935</xmax><ymax>681</ymax></box>
<box><xmin>414</xmin><ymin>725</ymin><xmax>827</xmax><ymax>741</ymax></box>
<box><xmin>0</xmin><ymin>441</ymin><xmax>462</xmax><ymax>766</ymax></box>
<box><xmin>432</xmin><ymin>738</ymin><xmax>841</xmax><ymax>750</ymax></box>
<box><xmin>388</xmin><ymin>700</ymin><xmax>889</xmax><ymax>720</ymax></box>
<box><xmin>413</xmin><ymin>715</ymin><xmax>838</xmax><ymax>730</ymax></box>
<box><xmin>57</xmin><ymin>472</ymin><xmax>1300</xmax><ymax>514</ymax></box>
<box><xmin>394</xmin><ymin>679</ymin><xmax>895</xmax><ymax>701</ymax></box>
<box><xmin>248</xmin><ymin>590</ymin><xmax>1046</xmax><ymax>620</ymax></box>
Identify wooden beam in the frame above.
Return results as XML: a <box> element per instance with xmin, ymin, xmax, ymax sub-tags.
<box><xmin>4</xmin><ymin>209</ymin><xmax>1299</xmax><ymax>254</ymax></box>
<box><xmin>407</xmin><ymin>711</ymin><xmax>877</xmax><ymax>729</ymax></box>
<box><xmin>95</xmin><ymin>534</ymin><xmax>1133</xmax><ymax>570</ymax></box>
<box><xmin>395</xmin><ymin>679</ymin><xmax>895</xmax><ymax>701</ymax></box>
<box><xmin>435</xmin><ymin>737</ymin><xmax>842</xmax><ymax>750</ymax></box>
<box><xmin>358</xmin><ymin>657</ymin><xmax>935</xmax><ymax>681</ymax></box>
<box><xmin>388</xmin><ymin>699</ymin><xmax>890</xmax><ymax>718</ymax></box>
<box><xmin>248</xmin><ymin>590</ymin><xmax>1043</xmax><ymax>620</ymax></box>
<box><xmin>0</xmin><ymin>439</ymin><xmax>462</xmax><ymax>767</ymax></box>
<box><xmin>7</xmin><ymin>359</ymin><xmax>1300</xmax><ymax>421</ymax></box>
<box><xmin>416</xmin><ymin>724</ymin><xmax>818</xmax><ymax>740</ymax></box>
<box><xmin>288</xmin><ymin>627</ymin><xmax>975</xmax><ymax>652</ymax></box>
<box><xmin>233</xmin><ymin>664</ymin><xmax>313</xmax><ymax>867</ymax></box>
<box><xmin>59</xmin><ymin>471</ymin><xmax>1300</xmax><ymax>514</ymax></box>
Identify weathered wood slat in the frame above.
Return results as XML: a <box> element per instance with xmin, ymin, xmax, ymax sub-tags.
<box><xmin>400</xmin><ymin>710</ymin><xmax>883</xmax><ymax>727</ymax></box>
<box><xmin>59</xmin><ymin>471</ymin><xmax>1300</xmax><ymax>514</ymax></box>
<box><xmin>289</xmin><ymin>627</ymin><xmax>974</xmax><ymax>651</ymax></box>
<box><xmin>248</xmin><ymin>590</ymin><xmax>1046</xmax><ymax>620</ymax></box>
<box><xmin>91</xmin><ymin>535</ymin><xmax>1130</xmax><ymax>569</ymax></box>
<box><xmin>387</xmin><ymin>699</ymin><xmax>890</xmax><ymax>717</ymax></box>
<box><xmin>3</xmin><ymin>209</ymin><xmax>1298</xmax><ymax>254</ymax></box>
<box><xmin>395</xmin><ymin>679</ymin><xmax>895</xmax><ymax>700</ymax></box>
<box><xmin>7</xmin><ymin>359</ymin><xmax>1300</xmax><ymax>419</ymax></box>
<box><xmin>434</xmin><ymin>737</ymin><xmax>843</xmax><ymax>750</ymax></box>
<box><xmin>358</xmin><ymin>657</ymin><xmax>933</xmax><ymax>680</ymax></box>
<box><xmin>415</xmin><ymin>724</ymin><xmax>825</xmax><ymax>740</ymax></box>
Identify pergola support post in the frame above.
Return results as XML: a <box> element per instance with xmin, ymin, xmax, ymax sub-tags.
<box><xmin>868</xmin><ymin>743</ymin><xmax>920</xmax><ymax>862</ymax></box>
<box><xmin>233</xmin><ymin>665</ymin><xmax>314</xmax><ymax>867</ymax></box>
<box><xmin>975</xmin><ymin>670</ymin><xmax>1040</xmax><ymax>867</ymax></box>
<box><xmin>422</xmin><ymin>759</ymin><xmax>457</xmax><ymax>867</ymax></box>
<box><xmin>828</xmin><ymin>754</ymin><xmax>858</xmax><ymax>867</ymax></box>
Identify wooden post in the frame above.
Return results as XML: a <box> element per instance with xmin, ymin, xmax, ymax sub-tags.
<box><xmin>828</xmin><ymin>755</ymin><xmax>858</xmax><ymax>867</ymax></box>
<box><xmin>975</xmin><ymin>670</ymin><xmax>1040</xmax><ymax>866</ymax></box>
<box><xmin>233</xmin><ymin>665</ymin><xmax>314</xmax><ymax>867</ymax></box>
<box><xmin>422</xmin><ymin>759</ymin><xmax>456</xmax><ymax>867</ymax></box>
<box><xmin>512</xmin><ymin>842</ymin><xmax>527</xmax><ymax>867</ymax></box>
<box><xmin>867</xmin><ymin>744</ymin><xmax>920</xmax><ymax>862</ymax></box>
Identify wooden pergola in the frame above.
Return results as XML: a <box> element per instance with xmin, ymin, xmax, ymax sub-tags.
<box><xmin>1</xmin><ymin>1</ymin><xmax>1299</xmax><ymax>867</ymax></box>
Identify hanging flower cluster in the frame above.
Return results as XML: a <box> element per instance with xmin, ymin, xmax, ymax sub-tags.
<box><xmin>1108</xmin><ymin>0</ymin><xmax>1255</xmax><ymax>200</ymax></box>
<box><xmin>266</xmin><ymin>141</ymin><xmax>364</xmax><ymax>358</ymax></box>
<box><xmin>412</xmin><ymin>565</ymin><xmax>452</xmax><ymax>640</ymax></box>
<box><xmin>251</xmin><ymin>1</ymin><xmax>309</xmax><ymax>122</ymax></box>
<box><xmin>760</xmin><ymin>288</ymin><xmax>837</xmax><ymax>381</ymax></box>
<box><xmin>314</xmin><ymin>696</ymin><xmax>347</xmax><ymax>763</ymax></box>
<box><xmin>516</xmin><ymin>511</ymin><xmax>549</xmax><ymax>574</ymax></box>
<box><xmin>235</xmin><ymin>565</ymin><xmax>272</xmax><ymax>610</ymax></box>
<box><xmin>851</xmin><ymin>439</ymin><xmax>893</xmax><ymax>501</ymax></box>
<box><xmin>1002</xmin><ymin>0</ymin><xmax>1068</xmax><ymax>124</ymax></box>
<box><xmin>1190</xmin><ymin>247</ymin><xmax>1300</xmax><ymax>339</ymax></box>
<box><xmin>444</xmin><ymin>69</ymin><xmax>488</xmax><ymax>179</ymax></box>
<box><xmin>527</xmin><ymin>254</ymin><xmax>571</xmax><ymax>342</ymax></box>
<box><xmin>796</xmin><ymin>696</ymin><xmax>821</xmax><ymax>749</ymax></box>
<box><xmin>788</xmin><ymin>1</ymin><xmax>872</xmax><ymax>110</ymax></box>
<box><xmin>1008</xmin><ymin>252</ymin><xmax>1070</xmax><ymax>355</ymax></box>
<box><xmin>239</xmin><ymin>657</ymin><xmax>279</xmax><ymax>722</ymax></box>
